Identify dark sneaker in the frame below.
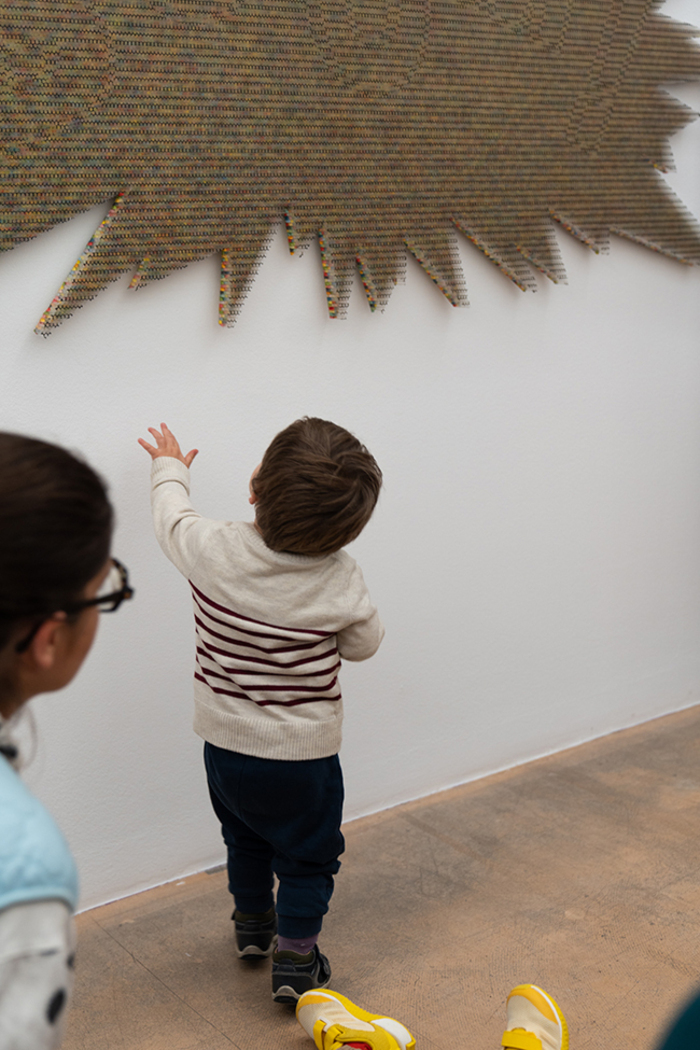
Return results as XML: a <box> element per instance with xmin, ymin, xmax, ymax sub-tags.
<box><xmin>233</xmin><ymin>907</ymin><xmax>278</xmax><ymax>958</ymax></box>
<box><xmin>271</xmin><ymin>945</ymin><xmax>331</xmax><ymax>1003</ymax></box>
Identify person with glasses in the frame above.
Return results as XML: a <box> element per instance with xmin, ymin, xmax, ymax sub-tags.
<box><xmin>0</xmin><ymin>432</ymin><xmax>132</xmax><ymax>1050</ymax></box>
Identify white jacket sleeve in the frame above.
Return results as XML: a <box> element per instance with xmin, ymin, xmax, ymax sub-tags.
<box><xmin>0</xmin><ymin>901</ymin><xmax>75</xmax><ymax>1050</ymax></box>
<box><xmin>150</xmin><ymin>458</ymin><xmax>214</xmax><ymax>578</ymax></box>
<box><xmin>336</xmin><ymin>564</ymin><xmax>385</xmax><ymax>661</ymax></box>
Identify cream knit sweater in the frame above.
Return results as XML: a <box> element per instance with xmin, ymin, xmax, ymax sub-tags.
<box><xmin>151</xmin><ymin>458</ymin><xmax>384</xmax><ymax>760</ymax></box>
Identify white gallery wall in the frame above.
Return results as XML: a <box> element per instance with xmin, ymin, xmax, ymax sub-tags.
<box><xmin>1</xmin><ymin>0</ymin><xmax>699</xmax><ymax>910</ymax></box>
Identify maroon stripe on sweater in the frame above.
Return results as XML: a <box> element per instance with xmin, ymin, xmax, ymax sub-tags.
<box><xmin>197</xmin><ymin>646</ymin><xmax>340</xmax><ymax>688</ymax></box>
<box><xmin>235</xmin><ymin>676</ymin><xmax>340</xmax><ymax>694</ymax></box>
<box><xmin>195</xmin><ymin>670</ymin><xmax>340</xmax><ymax>707</ymax></box>
<box><xmin>197</xmin><ymin>636</ymin><xmax>338</xmax><ymax>671</ymax></box>
<box><xmin>194</xmin><ymin>614</ymin><xmax>337</xmax><ymax>658</ymax></box>
<box><xmin>196</xmin><ymin>645</ymin><xmax>340</xmax><ymax>680</ymax></box>
<box><xmin>197</xmin><ymin>679</ymin><xmax>260</xmax><ymax>702</ymax></box>
<box><xmin>190</xmin><ymin>582</ymin><xmax>333</xmax><ymax>638</ymax></box>
<box><xmin>194</xmin><ymin>670</ymin><xmax>251</xmax><ymax>701</ymax></box>
<box><xmin>256</xmin><ymin>694</ymin><xmax>341</xmax><ymax>708</ymax></box>
<box><xmin>231</xmin><ymin>663</ymin><xmax>341</xmax><ymax>681</ymax></box>
<box><xmin>196</xmin><ymin>638</ymin><xmax>340</xmax><ymax>680</ymax></box>
<box><xmin>196</xmin><ymin>658</ymin><xmax>251</xmax><ymax>688</ymax></box>
<box><xmin>193</xmin><ymin>594</ymin><xmax>321</xmax><ymax>648</ymax></box>
<box><xmin>196</xmin><ymin>651</ymin><xmax>340</xmax><ymax>695</ymax></box>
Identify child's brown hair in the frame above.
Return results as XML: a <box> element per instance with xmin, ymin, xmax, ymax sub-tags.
<box><xmin>252</xmin><ymin>417</ymin><xmax>382</xmax><ymax>555</ymax></box>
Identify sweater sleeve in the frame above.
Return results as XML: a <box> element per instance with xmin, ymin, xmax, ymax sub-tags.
<box><xmin>150</xmin><ymin>458</ymin><xmax>213</xmax><ymax>578</ymax></box>
<box><xmin>336</xmin><ymin>563</ymin><xmax>385</xmax><ymax>662</ymax></box>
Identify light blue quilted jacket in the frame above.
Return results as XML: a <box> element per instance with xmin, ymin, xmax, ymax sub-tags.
<box><xmin>0</xmin><ymin>753</ymin><xmax>78</xmax><ymax>914</ymax></box>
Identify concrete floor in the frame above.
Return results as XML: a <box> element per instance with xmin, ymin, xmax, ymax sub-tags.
<box><xmin>63</xmin><ymin>706</ymin><xmax>700</xmax><ymax>1050</ymax></box>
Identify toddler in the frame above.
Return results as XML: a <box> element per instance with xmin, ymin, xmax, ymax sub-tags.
<box><xmin>139</xmin><ymin>418</ymin><xmax>384</xmax><ymax>1003</ymax></box>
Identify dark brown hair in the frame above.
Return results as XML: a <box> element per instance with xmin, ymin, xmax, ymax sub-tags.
<box><xmin>252</xmin><ymin>418</ymin><xmax>382</xmax><ymax>555</ymax></box>
<box><xmin>0</xmin><ymin>433</ymin><xmax>113</xmax><ymax>652</ymax></box>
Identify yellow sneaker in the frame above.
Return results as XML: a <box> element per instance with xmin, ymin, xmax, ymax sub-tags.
<box><xmin>296</xmin><ymin>989</ymin><xmax>416</xmax><ymax>1050</ymax></box>
<box><xmin>502</xmin><ymin>985</ymin><xmax>569</xmax><ymax>1050</ymax></box>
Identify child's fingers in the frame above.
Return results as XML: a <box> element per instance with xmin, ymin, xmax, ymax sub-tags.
<box><xmin>158</xmin><ymin>423</ymin><xmax>182</xmax><ymax>451</ymax></box>
<box><xmin>161</xmin><ymin>423</ymin><xmax>177</xmax><ymax>443</ymax></box>
<box><xmin>141</xmin><ymin>423</ymin><xmax>194</xmax><ymax>465</ymax></box>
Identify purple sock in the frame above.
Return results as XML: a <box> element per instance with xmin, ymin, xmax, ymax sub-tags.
<box><xmin>277</xmin><ymin>934</ymin><xmax>318</xmax><ymax>955</ymax></box>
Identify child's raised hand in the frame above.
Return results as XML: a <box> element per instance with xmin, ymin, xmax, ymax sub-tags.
<box><xmin>138</xmin><ymin>423</ymin><xmax>199</xmax><ymax>468</ymax></box>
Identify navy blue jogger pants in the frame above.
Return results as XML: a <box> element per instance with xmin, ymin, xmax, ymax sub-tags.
<box><xmin>204</xmin><ymin>743</ymin><xmax>345</xmax><ymax>939</ymax></box>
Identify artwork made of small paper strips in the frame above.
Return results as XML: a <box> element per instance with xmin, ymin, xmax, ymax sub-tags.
<box><xmin>0</xmin><ymin>0</ymin><xmax>698</xmax><ymax>333</ymax></box>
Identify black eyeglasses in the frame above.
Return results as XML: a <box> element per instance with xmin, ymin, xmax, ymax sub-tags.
<box><xmin>14</xmin><ymin>558</ymin><xmax>134</xmax><ymax>654</ymax></box>
<box><xmin>74</xmin><ymin>558</ymin><xmax>134</xmax><ymax>614</ymax></box>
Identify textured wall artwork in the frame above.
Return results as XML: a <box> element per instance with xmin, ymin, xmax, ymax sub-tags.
<box><xmin>0</xmin><ymin>1</ymin><xmax>699</xmax><ymax>333</ymax></box>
